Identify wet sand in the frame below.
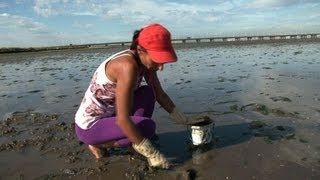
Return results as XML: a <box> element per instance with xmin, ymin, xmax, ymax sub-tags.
<box><xmin>0</xmin><ymin>41</ymin><xmax>319</xmax><ymax>179</ymax></box>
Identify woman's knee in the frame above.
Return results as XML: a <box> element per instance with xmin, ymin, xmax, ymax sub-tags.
<box><xmin>137</xmin><ymin>118</ymin><xmax>156</xmax><ymax>138</ymax></box>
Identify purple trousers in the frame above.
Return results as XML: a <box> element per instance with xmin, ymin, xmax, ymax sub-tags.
<box><xmin>75</xmin><ymin>85</ymin><xmax>156</xmax><ymax>147</ymax></box>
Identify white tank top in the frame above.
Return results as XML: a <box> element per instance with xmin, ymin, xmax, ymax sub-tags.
<box><xmin>75</xmin><ymin>49</ymin><xmax>143</xmax><ymax>129</ymax></box>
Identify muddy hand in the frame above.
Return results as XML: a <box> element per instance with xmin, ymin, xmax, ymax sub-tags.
<box><xmin>133</xmin><ymin>138</ymin><xmax>170</xmax><ymax>169</ymax></box>
<box><xmin>169</xmin><ymin>107</ymin><xmax>208</xmax><ymax>125</ymax></box>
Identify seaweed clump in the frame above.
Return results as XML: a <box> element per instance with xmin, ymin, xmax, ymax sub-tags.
<box><xmin>249</xmin><ymin>120</ymin><xmax>266</xmax><ymax>129</ymax></box>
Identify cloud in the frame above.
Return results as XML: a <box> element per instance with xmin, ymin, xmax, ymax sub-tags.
<box><xmin>33</xmin><ymin>0</ymin><xmax>59</xmax><ymax>17</ymax></box>
<box><xmin>71</xmin><ymin>12</ymin><xmax>96</xmax><ymax>16</ymax></box>
<box><xmin>249</xmin><ymin>0</ymin><xmax>319</xmax><ymax>8</ymax></box>
<box><xmin>3</xmin><ymin>0</ymin><xmax>320</xmax><ymax>47</ymax></box>
<box><xmin>250</xmin><ymin>0</ymin><xmax>298</xmax><ymax>8</ymax></box>
<box><xmin>0</xmin><ymin>2</ymin><xmax>8</xmax><ymax>8</ymax></box>
<box><xmin>32</xmin><ymin>0</ymin><xmax>225</xmax><ymax>25</ymax></box>
<box><xmin>72</xmin><ymin>21</ymin><xmax>93</xmax><ymax>29</ymax></box>
<box><xmin>0</xmin><ymin>13</ymin><xmax>117</xmax><ymax>47</ymax></box>
<box><xmin>0</xmin><ymin>13</ymin><xmax>62</xmax><ymax>47</ymax></box>
<box><xmin>0</xmin><ymin>13</ymin><xmax>46</xmax><ymax>32</ymax></box>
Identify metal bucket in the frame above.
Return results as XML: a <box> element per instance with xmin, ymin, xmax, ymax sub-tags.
<box><xmin>190</xmin><ymin>118</ymin><xmax>214</xmax><ymax>146</ymax></box>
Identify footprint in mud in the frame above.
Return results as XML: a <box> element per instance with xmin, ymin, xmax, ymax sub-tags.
<box><xmin>238</xmin><ymin>75</ymin><xmax>249</xmax><ymax>79</ymax></box>
<box><xmin>226</xmin><ymin>90</ymin><xmax>241</xmax><ymax>94</ymax></box>
<box><xmin>57</xmin><ymin>95</ymin><xmax>68</xmax><ymax>98</ymax></box>
<box><xmin>0</xmin><ymin>75</ymin><xmax>7</xmax><ymax>79</ymax></box>
<box><xmin>206</xmin><ymin>64</ymin><xmax>216</xmax><ymax>67</ymax></box>
<box><xmin>311</xmin><ymin>107</ymin><xmax>320</xmax><ymax>113</ymax></box>
<box><xmin>294</xmin><ymin>51</ymin><xmax>303</xmax><ymax>55</ymax></box>
<box><xmin>240</xmin><ymin>103</ymin><xmax>297</xmax><ymax>117</ymax></box>
<box><xmin>248</xmin><ymin>120</ymin><xmax>295</xmax><ymax>141</ymax></box>
<box><xmin>217</xmin><ymin>76</ymin><xmax>225</xmax><ymax>82</ymax></box>
<box><xmin>215</xmin><ymin>100</ymin><xmax>238</xmax><ymax>105</ymax></box>
<box><xmin>228</xmin><ymin>79</ymin><xmax>237</xmax><ymax>82</ymax></box>
<box><xmin>229</xmin><ymin>104</ymin><xmax>239</xmax><ymax>111</ymax></box>
<box><xmin>176</xmin><ymin>168</ymin><xmax>197</xmax><ymax>180</ymax></box>
<box><xmin>278</xmin><ymin>74</ymin><xmax>287</xmax><ymax>77</ymax></box>
<box><xmin>270</xmin><ymin>96</ymin><xmax>292</xmax><ymax>102</ymax></box>
<box><xmin>214</xmin><ymin>87</ymin><xmax>224</xmax><ymax>90</ymax></box>
<box><xmin>265</xmin><ymin>77</ymin><xmax>275</xmax><ymax>80</ymax></box>
<box><xmin>271</xmin><ymin>108</ymin><xmax>299</xmax><ymax>117</ymax></box>
<box><xmin>17</xmin><ymin>95</ymin><xmax>26</xmax><ymax>99</ymax></box>
<box><xmin>174</xmin><ymin>79</ymin><xmax>184</xmax><ymax>85</ymax></box>
<box><xmin>75</xmin><ymin>91</ymin><xmax>83</xmax><ymax>95</ymax></box>
<box><xmin>40</xmin><ymin>67</ymin><xmax>63</xmax><ymax>72</ymax></box>
<box><xmin>28</xmin><ymin>90</ymin><xmax>42</xmax><ymax>94</ymax></box>
<box><xmin>73</xmin><ymin>78</ymin><xmax>81</xmax><ymax>82</ymax></box>
<box><xmin>262</xmin><ymin>67</ymin><xmax>272</xmax><ymax>69</ymax></box>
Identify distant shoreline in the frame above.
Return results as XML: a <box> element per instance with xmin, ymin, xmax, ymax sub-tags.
<box><xmin>1</xmin><ymin>38</ymin><xmax>319</xmax><ymax>54</ymax></box>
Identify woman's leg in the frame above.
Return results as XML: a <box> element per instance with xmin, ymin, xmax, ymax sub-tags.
<box><xmin>75</xmin><ymin>85</ymin><xmax>157</xmax><ymax>158</ymax></box>
<box><xmin>75</xmin><ymin>116</ymin><xmax>156</xmax><ymax>147</ymax></box>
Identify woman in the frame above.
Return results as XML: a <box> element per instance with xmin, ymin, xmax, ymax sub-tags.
<box><xmin>75</xmin><ymin>23</ymin><xmax>203</xmax><ymax>169</ymax></box>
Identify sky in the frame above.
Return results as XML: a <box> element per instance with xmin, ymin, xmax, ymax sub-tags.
<box><xmin>0</xmin><ymin>0</ymin><xmax>320</xmax><ymax>48</ymax></box>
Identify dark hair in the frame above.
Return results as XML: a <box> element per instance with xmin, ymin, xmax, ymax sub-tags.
<box><xmin>130</xmin><ymin>29</ymin><xmax>142</xmax><ymax>50</ymax></box>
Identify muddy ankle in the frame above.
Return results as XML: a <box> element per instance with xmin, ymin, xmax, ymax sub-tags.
<box><xmin>100</xmin><ymin>140</ymin><xmax>119</xmax><ymax>149</ymax></box>
<box><xmin>88</xmin><ymin>145</ymin><xmax>105</xmax><ymax>160</ymax></box>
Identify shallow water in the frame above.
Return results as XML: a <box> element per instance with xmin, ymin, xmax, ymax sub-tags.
<box><xmin>1</xmin><ymin>42</ymin><xmax>320</xmax><ymax>179</ymax></box>
<box><xmin>1</xmin><ymin>42</ymin><xmax>319</xmax><ymax>125</ymax></box>
<box><xmin>0</xmin><ymin>43</ymin><xmax>318</xmax><ymax>138</ymax></box>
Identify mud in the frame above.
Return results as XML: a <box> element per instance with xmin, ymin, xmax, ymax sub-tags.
<box><xmin>1</xmin><ymin>41</ymin><xmax>320</xmax><ymax>179</ymax></box>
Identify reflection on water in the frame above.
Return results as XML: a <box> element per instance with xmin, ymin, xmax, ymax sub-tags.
<box><xmin>0</xmin><ymin>43</ymin><xmax>319</xmax><ymax>125</ymax></box>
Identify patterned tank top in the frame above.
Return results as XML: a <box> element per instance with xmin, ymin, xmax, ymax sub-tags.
<box><xmin>75</xmin><ymin>49</ymin><xmax>144</xmax><ymax>129</ymax></box>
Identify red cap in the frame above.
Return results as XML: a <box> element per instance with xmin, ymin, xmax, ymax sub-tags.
<box><xmin>137</xmin><ymin>23</ymin><xmax>177</xmax><ymax>63</ymax></box>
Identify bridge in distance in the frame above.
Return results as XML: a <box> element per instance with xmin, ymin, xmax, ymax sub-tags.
<box><xmin>1</xmin><ymin>33</ymin><xmax>319</xmax><ymax>53</ymax></box>
<box><xmin>87</xmin><ymin>33</ymin><xmax>320</xmax><ymax>47</ymax></box>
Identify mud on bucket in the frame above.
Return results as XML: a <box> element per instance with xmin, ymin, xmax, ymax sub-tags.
<box><xmin>190</xmin><ymin>116</ymin><xmax>214</xmax><ymax>146</ymax></box>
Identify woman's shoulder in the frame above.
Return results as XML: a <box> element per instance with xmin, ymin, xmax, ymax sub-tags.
<box><xmin>111</xmin><ymin>49</ymin><xmax>135</xmax><ymax>60</ymax></box>
<box><xmin>110</xmin><ymin>52</ymin><xmax>137</xmax><ymax>67</ymax></box>
<box><xmin>106</xmin><ymin>51</ymin><xmax>138</xmax><ymax>76</ymax></box>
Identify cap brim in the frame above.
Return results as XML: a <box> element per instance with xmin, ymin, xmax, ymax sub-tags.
<box><xmin>147</xmin><ymin>48</ymin><xmax>177</xmax><ymax>64</ymax></box>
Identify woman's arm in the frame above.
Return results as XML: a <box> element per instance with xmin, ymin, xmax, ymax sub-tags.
<box><xmin>108</xmin><ymin>57</ymin><xmax>144</xmax><ymax>145</ymax></box>
<box><xmin>145</xmin><ymin>71</ymin><xmax>175</xmax><ymax>113</ymax></box>
<box><xmin>108</xmin><ymin>57</ymin><xmax>170</xmax><ymax>168</ymax></box>
<box><xmin>145</xmin><ymin>70</ymin><xmax>205</xmax><ymax>125</ymax></box>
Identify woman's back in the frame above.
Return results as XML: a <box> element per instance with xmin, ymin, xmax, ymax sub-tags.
<box><xmin>75</xmin><ymin>49</ymin><xmax>143</xmax><ymax>129</ymax></box>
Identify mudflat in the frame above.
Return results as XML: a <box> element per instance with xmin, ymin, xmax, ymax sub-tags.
<box><xmin>0</xmin><ymin>41</ymin><xmax>319</xmax><ymax>179</ymax></box>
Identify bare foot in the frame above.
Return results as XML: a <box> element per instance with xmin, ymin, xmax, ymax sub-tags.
<box><xmin>100</xmin><ymin>140</ymin><xmax>119</xmax><ymax>149</ymax></box>
<box><xmin>88</xmin><ymin>141</ymin><xmax>120</xmax><ymax>160</ymax></box>
<box><xmin>88</xmin><ymin>145</ymin><xmax>104</xmax><ymax>160</ymax></box>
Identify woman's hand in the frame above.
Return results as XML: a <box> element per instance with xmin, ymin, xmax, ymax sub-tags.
<box><xmin>133</xmin><ymin>138</ymin><xmax>170</xmax><ymax>169</ymax></box>
<box><xmin>169</xmin><ymin>107</ymin><xmax>208</xmax><ymax>125</ymax></box>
